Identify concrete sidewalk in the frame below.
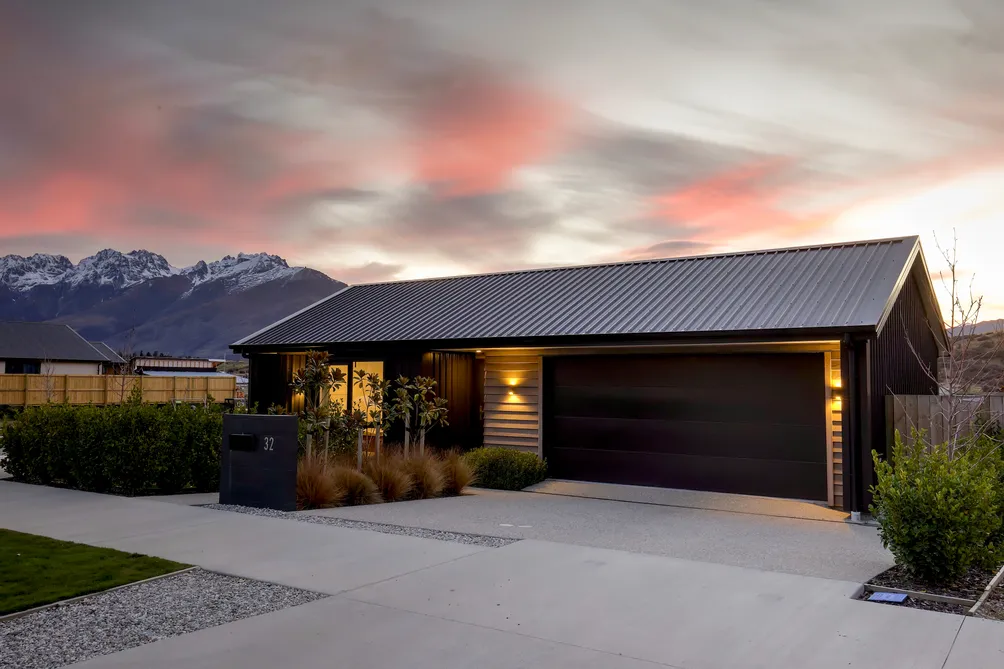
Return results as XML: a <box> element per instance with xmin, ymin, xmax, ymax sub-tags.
<box><xmin>2</xmin><ymin>482</ymin><xmax>1001</xmax><ymax>668</ymax></box>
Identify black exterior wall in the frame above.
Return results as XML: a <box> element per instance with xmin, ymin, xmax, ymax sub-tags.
<box><xmin>870</xmin><ymin>271</ymin><xmax>942</xmax><ymax>455</ymax></box>
<box><xmin>841</xmin><ymin>264</ymin><xmax>942</xmax><ymax>513</ymax></box>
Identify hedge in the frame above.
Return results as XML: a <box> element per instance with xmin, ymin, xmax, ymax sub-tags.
<box><xmin>0</xmin><ymin>401</ymin><xmax>223</xmax><ymax>495</ymax></box>
<box><xmin>462</xmin><ymin>447</ymin><xmax>548</xmax><ymax>490</ymax></box>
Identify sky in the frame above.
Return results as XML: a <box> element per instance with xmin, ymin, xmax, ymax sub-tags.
<box><xmin>2</xmin><ymin>0</ymin><xmax>1003</xmax><ymax>317</ymax></box>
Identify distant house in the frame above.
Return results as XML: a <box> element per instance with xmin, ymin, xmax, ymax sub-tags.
<box><xmin>131</xmin><ymin>355</ymin><xmax>224</xmax><ymax>375</ymax></box>
<box><xmin>89</xmin><ymin>342</ymin><xmax>127</xmax><ymax>374</ymax></box>
<box><xmin>0</xmin><ymin>322</ymin><xmax>122</xmax><ymax>375</ymax></box>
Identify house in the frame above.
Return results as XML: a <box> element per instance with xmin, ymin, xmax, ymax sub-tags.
<box><xmin>231</xmin><ymin>236</ymin><xmax>946</xmax><ymax>513</ymax></box>
<box><xmin>0</xmin><ymin>321</ymin><xmax>123</xmax><ymax>375</ymax></box>
<box><xmin>89</xmin><ymin>342</ymin><xmax>127</xmax><ymax>373</ymax></box>
<box><xmin>131</xmin><ymin>355</ymin><xmax>225</xmax><ymax>375</ymax></box>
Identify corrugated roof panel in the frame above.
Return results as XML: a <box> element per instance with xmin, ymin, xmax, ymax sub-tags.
<box><xmin>0</xmin><ymin>321</ymin><xmax>111</xmax><ymax>362</ymax></box>
<box><xmin>234</xmin><ymin>237</ymin><xmax>922</xmax><ymax>347</ymax></box>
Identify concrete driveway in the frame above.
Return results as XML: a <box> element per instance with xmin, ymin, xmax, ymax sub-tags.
<box><xmin>305</xmin><ymin>487</ymin><xmax>893</xmax><ymax>582</ymax></box>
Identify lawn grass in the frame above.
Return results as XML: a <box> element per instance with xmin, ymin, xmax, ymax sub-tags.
<box><xmin>0</xmin><ymin>529</ymin><xmax>187</xmax><ymax>615</ymax></box>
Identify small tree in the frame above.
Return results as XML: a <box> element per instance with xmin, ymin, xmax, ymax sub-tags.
<box><xmin>354</xmin><ymin>369</ymin><xmax>390</xmax><ymax>460</ymax></box>
<box><xmin>389</xmin><ymin>376</ymin><xmax>414</xmax><ymax>456</ymax></box>
<box><xmin>290</xmin><ymin>351</ymin><xmax>346</xmax><ymax>456</ymax></box>
<box><xmin>902</xmin><ymin>232</ymin><xmax>1004</xmax><ymax>456</ymax></box>
<box><xmin>410</xmin><ymin>376</ymin><xmax>449</xmax><ymax>455</ymax></box>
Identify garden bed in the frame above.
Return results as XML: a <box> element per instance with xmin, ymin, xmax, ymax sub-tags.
<box><xmin>0</xmin><ymin>568</ymin><xmax>324</xmax><ymax>669</ymax></box>
<box><xmin>860</xmin><ymin>563</ymin><xmax>1004</xmax><ymax>619</ymax></box>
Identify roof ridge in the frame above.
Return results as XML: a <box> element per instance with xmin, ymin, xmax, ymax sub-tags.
<box><xmin>348</xmin><ymin>235</ymin><xmax>918</xmax><ymax>288</ymax></box>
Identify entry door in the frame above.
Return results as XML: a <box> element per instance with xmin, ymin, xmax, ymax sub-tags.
<box><xmin>542</xmin><ymin>353</ymin><xmax>827</xmax><ymax>501</ymax></box>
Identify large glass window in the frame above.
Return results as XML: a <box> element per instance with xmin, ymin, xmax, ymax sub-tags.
<box><xmin>327</xmin><ymin>364</ymin><xmax>350</xmax><ymax>409</ymax></box>
<box><xmin>352</xmin><ymin>361</ymin><xmax>384</xmax><ymax>412</ymax></box>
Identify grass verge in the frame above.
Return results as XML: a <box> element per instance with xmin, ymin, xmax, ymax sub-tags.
<box><xmin>0</xmin><ymin>529</ymin><xmax>187</xmax><ymax>615</ymax></box>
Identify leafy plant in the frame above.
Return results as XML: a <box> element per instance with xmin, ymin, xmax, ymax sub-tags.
<box><xmin>0</xmin><ymin>401</ymin><xmax>224</xmax><ymax>495</ymax></box>
<box><xmin>870</xmin><ymin>430</ymin><xmax>1003</xmax><ymax>584</ymax></box>
<box><xmin>290</xmin><ymin>350</ymin><xmax>346</xmax><ymax>455</ymax></box>
<box><xmin>331</xmin><ymin>465</ymin><xmax>381</xmax><ymax>505</ymax></box>
<box><xmin>463</xmin><ymin>447</ymin><xmax>548</xmax><ymax>491</ymax></box>
<box><xmin>439</xmin><ymin>450</ymin><xmax>476</xmax><ymax>495</ymax></box>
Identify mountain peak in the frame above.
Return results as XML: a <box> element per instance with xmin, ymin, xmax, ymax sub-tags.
<box><xmin>180</xmin><ymin>251</ymin><xmax>298</xmax><ymax>292</ymax></box>
<box><xmin>69</xmin><ymin>249</ymin><xmax>173</xmax><ymax>288</ymax></box>
<box><xmin>0</xmin><ymin>249</ymin><xmax>310</xmax><ymax>294</ymax></box>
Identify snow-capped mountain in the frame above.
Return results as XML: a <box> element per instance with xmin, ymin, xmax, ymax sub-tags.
<box><xmin>0</xmin><ymin>249</ymin><xmax>302</xmax><ymax>294</ymax></box>
<box><xmin>0</xmin><ymin>249</ymin><xmax>343</xmax><ymax>356</ymax></box>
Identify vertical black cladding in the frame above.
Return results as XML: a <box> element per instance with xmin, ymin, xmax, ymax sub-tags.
<box><xmin>421</xmin><ymin>351</ymin><xmax>478</xmax><ymax>449</ymax></box>
<box><xmin>870</xmin><ymin>269</ymin><xmax>942</xmax><ymax>458</ymax></box>
<box><xmin>220</xmin><ymin>414</ymin><xmax>298</xmax><ymax>511</ymax></box>
<box><xmin>247</xmin><ymin>354</ymin><xmax>285</xmax><ymax>412</ymax></box>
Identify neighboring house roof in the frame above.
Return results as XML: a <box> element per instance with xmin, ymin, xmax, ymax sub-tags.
<box><xmin>89</xmin><ymin>341</ymin><xmax>126</xmax><ymax>364</ymax></box>
<box><xmin>0</xmin><ymin>322</ymin><xmax>112</xmax><ymax>362</ymax></box>
<box><xmin>234</xmin><ymin>236</ymin><xmax>946</xmax><ymax>349</ymax></box>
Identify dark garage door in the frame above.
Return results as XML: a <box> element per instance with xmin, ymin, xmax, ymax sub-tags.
<box><xmin>543</xmin><ymin>353</ymin><xmax>827</xmax><ymax>501</ymax></box>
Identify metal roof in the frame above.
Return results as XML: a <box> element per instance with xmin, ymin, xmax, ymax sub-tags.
<box><xmin>0</xmin><ymin>321</ymin><xmax>113</xmax><ymax>362</ymax></box>
<box><xmin>89</xmin><ymin>341</ymin><xmax>126</xmax><ymax>364</ymax></box>
<box><xmin>234</xmin><ymin>236</ymin><xmax>928</xmax><ymax>348</ymax></box>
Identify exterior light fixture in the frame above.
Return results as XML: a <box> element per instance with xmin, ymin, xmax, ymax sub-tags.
<box><xmin>508</xmin><ymin>389</ymin><xmax>515</xmax><ymax>396</ymax></box>
<box><xmin>475</xmin><ymin>350</ymin><xmax>482</xmax><ymax>353</ymax></box>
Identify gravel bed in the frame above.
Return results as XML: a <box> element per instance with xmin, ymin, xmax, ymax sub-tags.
<box><xmin>975</xmin><ymin>581</ymin><xmax>1004</xmax><ymax>621</ymax></box>
<box><xmin>867</xmin><ymin>564</ymin><xmax>997</xmax><ymax>601</ymax></box>
<box><xmin>0</xmin><ymin>569</ymin><xmax>325</xmax><ymax>669</ymax></box>
<box><xmin>859</xmin><ymin>588</ymin><xmax>970</xmax><ymax>615</ymax></box>
<box><xmin>202</xmin><ymin>503</ymin><xmax>520</xmax><ymax>548</ymax></box>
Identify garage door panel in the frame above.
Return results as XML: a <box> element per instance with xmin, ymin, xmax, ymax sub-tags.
<box><xmin>549</xmin><ymin>385</ymin><xmax>820</xmax><ymax>425</ymax></box>
<box><xmin>550</xmin><ymin>416</ymin><xmax>824</xmax><ymax>463</ymax></box>
<box><xmin>548</xmin><ymin>446</ymin><xmax>827</xmax><ymax>501</ymax></box>
<box><xmin>544</xmin><ymin>353</ymin><xmax>827</xmax><ymax>501</ymax></box>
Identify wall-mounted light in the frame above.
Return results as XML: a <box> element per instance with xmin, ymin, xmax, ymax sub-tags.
<box><xmin>508</xmin><ymin>389</ymin><xmax>515</xmax><ymax>396</ymax></box>
<box><xmin>475</xmin><ymin>350</ymin><xmax>482</xmax><ymax>354</ymax></box>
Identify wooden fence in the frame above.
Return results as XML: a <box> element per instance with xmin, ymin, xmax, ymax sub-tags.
<box><xmin>0</xmin><ymin>374</ymin><xmax>236</xmax><ymax>407</ymax></box>
<box><xmin>886</xmin><ymin>394</ymin><xmax>1004</xmax><ymax>446</ymax></box>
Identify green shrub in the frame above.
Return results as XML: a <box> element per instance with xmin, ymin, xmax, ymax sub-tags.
<box><xmin>463</xmin><ymin>447</ymin><xmax>548</xmax><ymax>491</ymax></box>
<box><xmin>0</xmin><ymin>401</ymin><xmax>224</xmax><ymax>495</ymax></box>
<box><xmin>870</xmin><ymin>431</ymin><xmax>1003</xmax><ymax>585</ymax></box>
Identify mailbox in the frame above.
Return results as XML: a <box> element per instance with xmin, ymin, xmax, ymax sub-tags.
<box><xmin>220</xmin><ymin>414</ymin><xmax>298</xmax><ymax>511</ymax></box>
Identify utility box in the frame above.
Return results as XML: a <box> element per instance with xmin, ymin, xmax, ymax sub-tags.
<box><xmin>220</xmin><ymin>414</ymin><xmax>298</xmax><ymax>511</ymax></box>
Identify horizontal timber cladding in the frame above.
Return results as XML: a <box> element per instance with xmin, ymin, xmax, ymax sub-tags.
<box><xmin>827</xmin><ymin>350</ymin><xmax>844</xmax><ymax>509</ymax></box>
<box><xmin>483</xmin><ymin>352</ymin><xmax>542</xmax><ymax>454</ymax></box>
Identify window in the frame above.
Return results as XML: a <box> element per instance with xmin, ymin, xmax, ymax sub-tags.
<box><xmin>327</xmin><ymin>365</ymin><xmax>350</xmax><ymax>409</ymax></box>
<box><xmin>352</xmin><ymin>361</ymin><xmax>384</xmax><ymax>412</ymax></box>
<box><xmin>5</xmin><ymin>360</ymin><xmax>41</xmax><ymax>374</ymax></box>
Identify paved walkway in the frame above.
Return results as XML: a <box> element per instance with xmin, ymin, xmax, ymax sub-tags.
<box><xmin>2</xmin><ymin>482</ymin><xmax>1002</xmax><ymax>668</ymax></box>
<box><xmin>307</xmin><ymin>488</ymin><xmax>892</xmax><ymax>581</ymax></box>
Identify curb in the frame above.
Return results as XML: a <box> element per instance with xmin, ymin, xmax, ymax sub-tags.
<box><xmin>0</xmin><ymin>567</ymin><xmax>198</xmax><ymax>623</ymax></box>
<box><xmin>968</xmin><ymin>564</ymin><xmax>1004</xmax><ymax>617</ymax></box>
